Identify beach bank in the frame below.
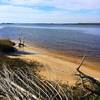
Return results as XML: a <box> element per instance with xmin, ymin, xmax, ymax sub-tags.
<box><xmin>9</xmin><ymin>41</ymin><xmax>100</xmax><ymax>85</ymax></box>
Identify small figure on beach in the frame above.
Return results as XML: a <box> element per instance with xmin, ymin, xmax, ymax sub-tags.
<box><xmin>18</xmin><ymin>37</ymin><xmax>25</xmax><ymax>48</ymax></box>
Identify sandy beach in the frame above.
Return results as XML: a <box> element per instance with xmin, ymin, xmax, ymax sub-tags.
<box><xmin>9</xmin><ymin>42</ymin><xmax>100</xmax><ymax>85</ymax></box>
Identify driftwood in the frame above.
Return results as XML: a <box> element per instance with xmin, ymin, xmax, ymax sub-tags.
<box><xmin>76</xmin><ymin>55</ymin><xmax>100</xmax><ymax>96</ymax></box>
<box><xmin>18</xmin><ymin>38</ymin><xmax>25</xmax><ymax>48</ymax></box>
<box><xmin>0</xmin><ymin>64</ymin><xmax>68</xmax><ymax>100</ymax></box>
<box><xmin>0</xmin><ymin>55</ymin><xmax>100</xmax><ymax>100</ymax></box>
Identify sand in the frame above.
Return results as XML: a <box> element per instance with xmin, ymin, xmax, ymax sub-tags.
<box><xmin>9</xmin><ymin>42</ymin><xmax>100</xmax><ymax>85</ymax></box>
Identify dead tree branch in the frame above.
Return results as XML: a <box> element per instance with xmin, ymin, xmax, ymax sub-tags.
<box><xmin>76</xmin><ymin>55</ymin><xmax>100</xmax><ymax>96</ymax></box>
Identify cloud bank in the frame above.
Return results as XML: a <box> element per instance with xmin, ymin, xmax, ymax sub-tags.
<box><xmin>0</xmin><ymin>0</ymin><xmax>100</xmax><ymax>23</ymax></box>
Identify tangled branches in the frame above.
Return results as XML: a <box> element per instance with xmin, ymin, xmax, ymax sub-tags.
<box><xmin>76</xmin><ymin>56</ymin><xmax>100</xmax><ymax>99</ymax></box>
<box><xmin>0</xmin><ymin>64</ymin><xmax>68</xmax><ymax>100</ymax></box>
<box><xmin>0</xmin><ymin>56</ymin><xmax>100</xmax><ymax>100</ymax></box>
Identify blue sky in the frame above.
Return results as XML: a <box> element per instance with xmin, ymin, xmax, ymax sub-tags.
<box><xmin>0</xmin><ymin>0</ymin><xmax>100</xmax><ymax>23</ymax></box>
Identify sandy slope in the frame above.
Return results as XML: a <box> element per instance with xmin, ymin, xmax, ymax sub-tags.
<box><xmin>10</xmin><ymin>44</ymin><xmax>100</xmax><ymax>85</ymax></box>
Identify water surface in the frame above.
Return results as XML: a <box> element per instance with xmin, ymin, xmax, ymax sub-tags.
<box><xmin>0</xmin><ymin>24</ymin><xmax>100</xmax><ymax>59</ymax></box>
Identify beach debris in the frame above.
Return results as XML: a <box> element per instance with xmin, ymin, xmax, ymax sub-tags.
<box><xmin>18</xmin><ymin>37</ymin><xmax>25</xmax><ymax>48</ymax></box>
<box><xmin>76</xmin><ymin>55</ymin><xmax>100</xmax><ymax>99</ymax></box>
<box><xmin>0</xmin><ymin>64</ymin><xmax>68</xmax><ymax>100</ymax></box>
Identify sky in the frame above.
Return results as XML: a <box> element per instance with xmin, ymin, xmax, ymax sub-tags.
<box><xmin>0</xmin><ymin>0</ymin><xmax>100</xmax><ymax>23</ymax></box>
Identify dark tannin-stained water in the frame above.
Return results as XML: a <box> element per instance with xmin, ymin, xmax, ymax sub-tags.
<box><xmin>0</xmin><ymin>24</ymin><xmax>100</xmax><ymax>59</ymax></box>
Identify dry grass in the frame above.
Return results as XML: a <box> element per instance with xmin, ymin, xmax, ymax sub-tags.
<box><xmin>0</xmin><ymin>56</ymin><xmax>99</xmax><ymax>100</ymax></box>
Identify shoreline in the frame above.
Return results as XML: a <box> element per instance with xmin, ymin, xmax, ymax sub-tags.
<box><xmin>27</xmin><ymin>41</ymin><xmax>100</xmax><ymax>71</ymax></box>
<box><xmin>11</xmin><ymin>41</ymin><xmax>100</xmax><ymax>84</ymax></box>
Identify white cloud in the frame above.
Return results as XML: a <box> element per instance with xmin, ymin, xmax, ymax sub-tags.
<box><xmin>5</xmin><ymin>0</ymin><xmax>50</xmax><ymax>6</ymax></box>
<box><xmin>0</xmin><ymin>0</ymin><xmax>100</xmax><ymax>23</ymax></box>
<box><xmin>46</xmin><ymin>0</ymin><xmax>100</xmax><ymax>10</ymax></box>
<box><xmin>4</xmin><ymin>0</ymin><xmax>100</xmax><ymax>10</ymax></box>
